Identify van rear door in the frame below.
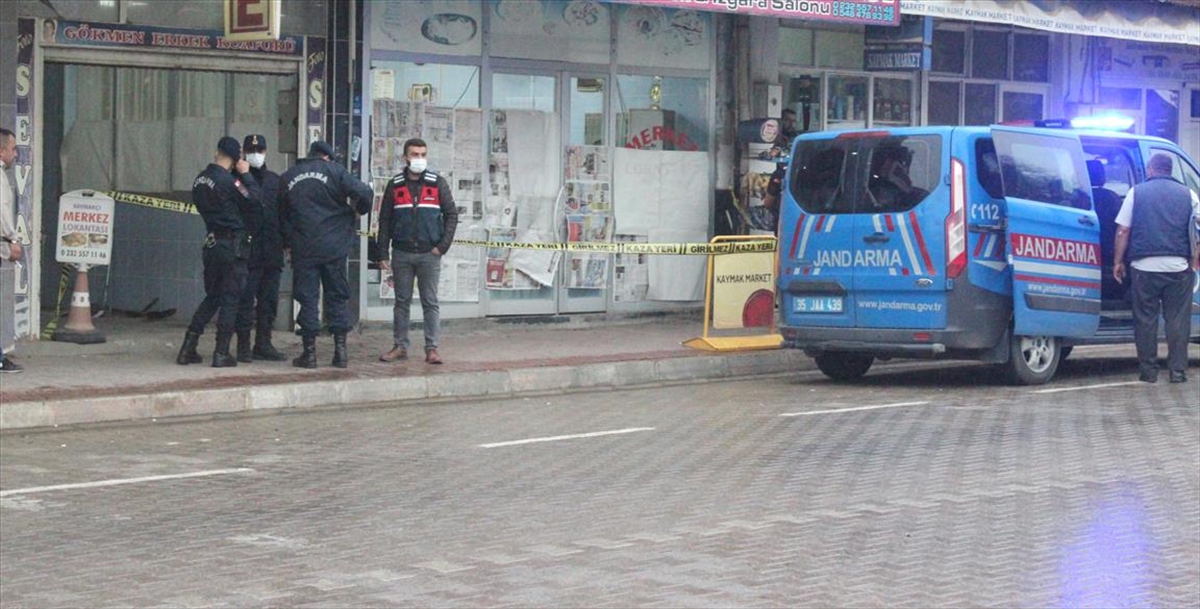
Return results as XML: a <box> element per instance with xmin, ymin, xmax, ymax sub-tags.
<box><xmin>992</xmin><ymin>127</ymin><xmax>1101</xmax><ymax>338</ymax></box>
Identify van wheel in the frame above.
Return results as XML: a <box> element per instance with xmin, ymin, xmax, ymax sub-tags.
<box><xmin>1008</xmin><ymin>334</ymin><xmax>1060</xmax><ymax>385</ymax></box>
<box><xmin>815</xmin><ymin>352</ymin><xmax>874</xmax><ymax>381</ymax></box>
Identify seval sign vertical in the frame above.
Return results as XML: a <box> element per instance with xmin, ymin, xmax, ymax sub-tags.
<box><xmin>224</xmin><ymin>0</ymin><xmax>282</xmax><ymax>41</ymax></box>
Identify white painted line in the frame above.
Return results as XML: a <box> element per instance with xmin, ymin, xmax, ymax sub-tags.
<box><xmin>480</xmin><ymin>427</ymin><xmax>655</xmax><ymax>448</ymax></box>
<box><xmin>0</xmin><ymin>468</ymin><xmax>255</xmax><ymax>497</ymax></box>
<box><xmin>1032</xmin><ymin>382</ymin><xmax>1142</xmax><ymax>394</ymax></box>
<box><xmin>779</xmin><ymin>401</ymin><xmax>931</xmax><ymax>417</ymax></box>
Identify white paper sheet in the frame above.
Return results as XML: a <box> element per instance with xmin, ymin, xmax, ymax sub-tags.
<box><xmin>647</xmin><ymin>229</ymin><xmax>706</xmax><ymax>301</ymax></box>
<box><xmin>613</xmin><ymin>148</ymin><xmax>661</xmax><ymax>235</ymax></box>
<box><xmin>659</xmin><ymin>151</ymin><xmax>711</xmax><ymax>233</ymax></box>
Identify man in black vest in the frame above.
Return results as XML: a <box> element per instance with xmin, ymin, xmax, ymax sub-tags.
<box><xmin>235</xmin><ymin>134</ymin><xmax>288</xmax><ymax>362</ymax></box>
<box><xmin>1113</xmin><ymin>153</ymin><xmax>1200</xmax><ymax>384</ymax></box>
<box><xmin>280</xmin><ymin>140</ymin><xmax>373</xmax><ymax>369</ymax></box>
<box><xmin>376</xmin><ymin>137</ymin><xmax>458</xmax><ymax>365</ymax></box>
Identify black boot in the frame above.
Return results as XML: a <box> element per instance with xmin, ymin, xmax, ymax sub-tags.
<box><xmin>293</xmin><ymin>335</ymin><xmax>317</xmax><ymax>369</ymax></box>
<box><xmin>236</xmin><ymin>330</ymin><xmax>254</xmax><ymax>363</ymax></box>
<box><xmin>332</xmin><ymin>332</ymin><xmax>348</xmax><ymax>368</ymax></box>
<box><xmin>212</xmin><ymin>333</ymin><xmax>238</xmax><ymax>368</ymax></box>
<box><xmin>253</xmin><ymin>328</ymin><xmax>288</xmax><ymax>361</ymax></box>
<box><xmin>176</xmin><ymin>331</ymin><xmax>203</xmax><ymax>365</ymax></box>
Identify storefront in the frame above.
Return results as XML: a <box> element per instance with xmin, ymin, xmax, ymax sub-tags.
<box><xmin>5</xmin><ymin>0</ymin><xmax>329</xmax><ymax>341</ymax></box>
<box><xmin>361</xmin><ymin>0</ymin><xmax>717</xmax><ymax>322</ymax></box>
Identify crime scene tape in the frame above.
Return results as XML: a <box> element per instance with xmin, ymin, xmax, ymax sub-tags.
<box><xmin>102</xmin><ymin>190</ymin><xmax>776</xmax><ymax>255</ymax></box>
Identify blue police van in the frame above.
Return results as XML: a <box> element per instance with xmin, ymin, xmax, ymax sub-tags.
<box><xmin>777</xmin><ymin>124</ymin><xmax>1200</xmax><ymax>384</ymax></box>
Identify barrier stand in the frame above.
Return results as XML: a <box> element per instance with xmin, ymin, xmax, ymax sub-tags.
<box><xmin>684</xmin><ymin>235</ymin><xmax>782</xmax><ymax>352</ymax></box>
<box><xmin>51</xmin><ymin>263</ymin><xmax>106</xmax><ymax>344</ymax></box>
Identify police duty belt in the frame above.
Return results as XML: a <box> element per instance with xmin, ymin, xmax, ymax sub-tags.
<box><xmin>105</xmin><ymin>190</ymin><xmax>775</xmax><ymax>255</ymax></box>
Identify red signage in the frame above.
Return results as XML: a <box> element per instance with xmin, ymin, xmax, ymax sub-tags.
<box><xmin>604</xmin><ymin>0</ymin><xmax>900</xmax><ymax>26</ymax></box>
<box><xmin>225</xmin><ymin>0</ymin><xmax>281</xmax><ymax>41</ymax></box>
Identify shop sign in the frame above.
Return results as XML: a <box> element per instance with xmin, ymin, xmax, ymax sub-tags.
<box><xmin>56</xmin><ymin>191</ymin><xmax>114</xmax><ymax>267</ymax></box>
<box><xmin>306</xmin><ymin>38</ymin><xmax>327</xmax><ymax>145</ymax></box>
<box><xmin>604</xmin><ymin>0</ymin><xmax>900</xmax><ymax>26</ymax></box>
<box><xmin>900</xmin><ymin>0</ymin><xmax>1199</xmax><ymax>47</ymax></box>
<box><xmin>11</xmin><ymin>19</ymin><xmax>36</xmax><ymax>340</ymax></box>
<box><xmin>224</xmin><ymin>0</ymin><xmax>282</xmax><ymax>42</ymax></box>
<box><xmin>864</xmin><ymin>46</ymin><xmax>928</xmax><ymax>71</ymax></box>
<box><xmin>46</xmin><ymin>19</ymin><xmax>303</xmax><ymax>56</ymax></box>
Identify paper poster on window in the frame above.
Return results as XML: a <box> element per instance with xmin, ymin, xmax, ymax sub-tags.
<box><xmin>485</xmin><ymin>227</ymin><xmax>541</xmax><ymax>290</ymax></box>
<box><xmin>565</xmin><ymin>145</ymin><xmax>611</xmax><ymax>181</ymax></box>
<box><xmin>370</xmin><ymin>0</ymin><xmax>482</xmax><ymax>56</ymax></box>
<box><xmin>372</xmin><ymin>69</ymin><xmax>395</xmax><ymax>100</ymax></box>
<box><xmin>370</xmin><ymin>177</ymin><xmax>389</xmax><ymax>237</ymax></box>
<box><xmin>613</xmin><ymin>234</ymin><xmax>650</xmax><ymax>302</ymax></box>
<box><xmin>615</xmin><ymin>5</ymin><xmax>711</xmax><ymax>71</ymax></box>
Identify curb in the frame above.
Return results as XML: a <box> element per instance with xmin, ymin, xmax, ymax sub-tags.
<box><xmin>0</xmin><ymin>350</ymin><xmax>812</xmax><ymax>431</ymax></box>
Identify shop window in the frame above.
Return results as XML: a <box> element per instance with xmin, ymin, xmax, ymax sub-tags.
<box><xmin>1012</xmin><ymin>34</ymin><xmax>1049</xmax><ymax>82</ymax></box>
<box><xmin>814</xmin><ymin>29</ymin><xmax>864</xmax><ymax>70</ymax></box>
<box><xmin>779</xmin><ymin>27</ymin><xmax>814</xmax><ymax>66</ymax></box>
<box><xmin>1099</xmin><ymin>87</ymin><xmax>1142</xmax><ymax>111</ymax></box>
<box><xmin>370</xmin><ymin>1</ymin><xmax>482</xmax><ymax>56</ymax></box>
<box><xmin>1002</xmin><ymin>91</ymin><xmax>1044</xmax><ymax>123</ymax></box>
<box><xmin>826</xmin><ymin>75</ymin><xmax>868</xmax><ymax>130</ymax></box>
<box><xmin>873</xmin><ymin>78</ymin><xmax>912</xmax><ymax>126</ymax></box>
<box><xmin>972</xmin><ymin>30</ymin><xmax>1009</xmax><ymax>80</ymax></box>
<box><xmin>490</xmin><ymin>0</ymin><xmax>610</xmax><ymax>64</ymax></box>
<box><xmin>784</xmin><ymin>76</ymin><xmax>821</xmax><ymax>134</ymax></box>
<box><xmin>964</xmin><ymin>83</ymin><xmax>997</xmax><ymax>126</ymax></box>
<box><xmin>928</xmin><ymin>81</ymin><xmax>961</xmax><ymax>126</ymax></box>
<box><xmin>932</xmin><ymin>28</ymin><xmax>965</xmax><ymax>75</ymax></box>
<box><xmin>1190</xmin><ymin>90</ymin><xmax>1200</xmax><ymax>119</ymax></box>
<box><xmin>493</xmin><ymin>73</ymin><xmax>555</xmax><ymax>112</ymax></box>
<box><xmin>1146</xmin><ymin>90</ymin><xmax>1180</xmax><ymax>142</ymax></box>
<box><xmin>124</xmin><ymin>0</ymin><xmax>327</xmax><ymax>36</ymax></box>
<box><xmin>616</xmin><ymin>75</ymin><xmax>709</xmax><ymax>152</ymax></box>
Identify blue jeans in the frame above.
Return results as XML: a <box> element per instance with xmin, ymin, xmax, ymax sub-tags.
<box><xmin>391</xmin><ymin>250</ymin><xmax>441</xmax><ymax>352</ymax></box>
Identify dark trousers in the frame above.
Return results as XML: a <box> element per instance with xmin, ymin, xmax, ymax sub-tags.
<box><xmin>1130</xmin><ymin>267</ymin><xmax>1195</xmax><ymax>376</ymax></box>
<box><xmin>293</xmin><ymin>258</ymin><xmax>351</xmax><ymax>338</ymax></box>
<box><xmin>236</xmin><ymin>265</ymin><xmax>282</xmax><ymax>334</ymax></box>
<box><xmin>188</xmin><ymin>240</ymin><xmax>248</xmax><ymax>335</ymax></box>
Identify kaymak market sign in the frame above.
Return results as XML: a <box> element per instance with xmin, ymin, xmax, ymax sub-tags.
<box><xmin>604</xmin><ymin>0</ymin><xmax>901</xmax><ymax>26</ymax></box>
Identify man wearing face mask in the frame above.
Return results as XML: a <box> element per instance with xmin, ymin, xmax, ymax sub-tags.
<box><xmin>234</xmin><ymin>134</ymin><xmax>288</xmax><ymax>362</ymax></box>
<box><xmin>377</xmin><ymin>138</ymin><xmax>458</xmax><ymax>365</ymax></box>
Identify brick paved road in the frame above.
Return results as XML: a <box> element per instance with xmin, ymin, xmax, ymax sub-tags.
<box><xmin>1</xmin><ymin>352</ymin><xmax>1197</xmax><ymax>607</ymax></box>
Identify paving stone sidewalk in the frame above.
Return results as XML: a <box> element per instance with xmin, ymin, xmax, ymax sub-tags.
<box><xmin>0</xmin><ymin>312</ymin><xmax>805</xmax><ymax>430</ymax></box>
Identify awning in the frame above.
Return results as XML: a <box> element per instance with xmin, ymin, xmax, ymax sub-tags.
<box><xmin>900</xmin><ymin>0</ymin><xmax>1200</xmax><ymax>46</ymax></box>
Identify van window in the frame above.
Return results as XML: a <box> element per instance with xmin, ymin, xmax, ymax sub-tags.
<box><xmin>1081</xmin><ymin>144</ymin><xmax>1136</xmax><ymax>197</ymax></box>
<box><xmin>1150</xmin><ymin>147</ymin><xmax>1200</xmax><ymax>194</ymax></box>
<box><xmin>996</xmin><ymin>135</ymin><xmax>1091</xmax><ymax>209</ymax></box>
<box><xmin>975</xmin><ymin>139</ymin><xmax>1004</xmax><ymax>199</ymax></box>
<box><xmin>790</xmin><ymin>135</ymin><xmax>942</xmax><ymax>214</ymax></box>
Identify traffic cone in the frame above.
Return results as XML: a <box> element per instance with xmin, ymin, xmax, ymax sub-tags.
<box><xmin>51</xmin><ymin>264</ymin><xmax>106</xmax><ymax>344</ymax></box>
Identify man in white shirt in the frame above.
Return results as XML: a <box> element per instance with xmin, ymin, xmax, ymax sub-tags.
<box><xmin>0</xmin><ymin>128</ymin><xmax>24</xmax><ymax>373</ymax></box>
<box><xmin>1112</xmin><ymin>153</ymin><xmax>1200</xmax><ymax>384</ymax></box>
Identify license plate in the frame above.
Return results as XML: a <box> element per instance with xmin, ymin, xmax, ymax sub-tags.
<box><xmin>793</xmin><ymin>296</ymin><xmax>843</xmax><ymax>313</ymax></box>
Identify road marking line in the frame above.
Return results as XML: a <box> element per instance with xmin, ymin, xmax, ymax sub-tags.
<box><xmin>480</xmin><ymin>427</ymin><xmax>655</xmax><ymax>448</ymax></box>
<box><xmin>779</xmin><ymin>401</ymin><xmax>931</xmax><ymax>417</ymax></box>
<box><xmin>1032</xmin><ymin>382</ymin><xmax>1142</xmax><ymax>394</ymax></box>
<box><xmin>0</xmin><ymin>468</ymin><xmax>255</xmax><ymax>497</ymax></box>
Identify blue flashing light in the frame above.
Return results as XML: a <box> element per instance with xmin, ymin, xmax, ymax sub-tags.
<box><xmin>1069</xmin><ymin>114</ymin><xmax>1136</xmax><ymax>131</ymax></box>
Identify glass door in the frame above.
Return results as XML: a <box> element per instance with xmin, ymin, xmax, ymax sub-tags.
<box><xmin>485</xmin><ymin>71</ymin><xmax>560</xmax><ymax>316</ymax></box>
<box><xmin>559</xmin><ymin>73</ymin><xmax>610</xmax><ymax>313</ymax></box>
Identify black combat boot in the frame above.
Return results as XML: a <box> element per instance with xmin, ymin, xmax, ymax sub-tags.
<box><xmin>236</xmin><ymin>330</ymin><xmax>254</xmax><ymax>363</ymax></box>
<box><xmin>253</xmin><ymin>327</ymin><xmax>288</xmax><ymax>361</ymax></box>
<box><xmin>176</xmin><ymin>331</ymin><xmax>203</xmax><ymax>365</ymax></box>
<box><xmin>332</xmin><ymin>332</ymin><xmax>348</xmax><ymax>368</ymax></box>
<box><xmin>212</xmin><ymin>333</ymin><xmax>238</xmax><ymax>368</ymax></box>
<box><xmin>293</xmin><ymin>335</ymin><xmax>317</xmax><ymax>369</ymax></box>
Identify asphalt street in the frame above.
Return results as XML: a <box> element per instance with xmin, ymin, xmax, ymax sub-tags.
<box><xmin>1</xmin><ymin>350</ymin><xmax>1198</xmax><ymax>608</ymax></box>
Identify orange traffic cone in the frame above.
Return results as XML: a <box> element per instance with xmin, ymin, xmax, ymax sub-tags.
<box><xmin>52</xmin><ymin>264</ymin><xmax>106</xmax><ymax>344</ymax></box>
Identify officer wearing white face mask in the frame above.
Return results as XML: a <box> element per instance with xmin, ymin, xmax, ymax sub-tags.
<box><xmin>377</xmin><ymin>137</ymin><xmax>457</xmax><ymax>365</ymax></box>
<box><xmin>234</xmin><ymin>134</ymin><xmax>288</xmax><ymax>362</ymax></box>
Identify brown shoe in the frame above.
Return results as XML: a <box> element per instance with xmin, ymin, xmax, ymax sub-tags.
<box><xmin>425</xmin><ymin>349</ymin><xmax>443</xmax><ymax>365</ymax></box>
<box><xmin>379</xmin><ymin>346</ymin><xmax>407</xmax><ymax>362</ymax></box>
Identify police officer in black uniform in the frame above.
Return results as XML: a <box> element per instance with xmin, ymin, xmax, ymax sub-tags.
<box><xmin>280</xmin><ymin>140</ymin><xmax>373</xmax><ymax>368</ymax></box>
<box><xmin>177</xmin><ymin>136</ymin><xmax>260</xmax><ymax>367</ymax></box>
<box><xmin>235</xmin><ymin>134</ymin><xmax>288</xmax><ymax>362</ymax></box>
